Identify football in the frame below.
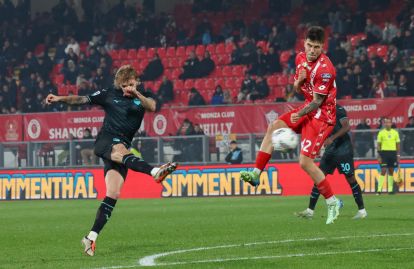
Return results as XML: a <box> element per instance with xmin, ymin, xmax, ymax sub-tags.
<box><xmin>271</xmin><ymin>128</ymin><xmax>299</xmax><ymax>151</ymax></box>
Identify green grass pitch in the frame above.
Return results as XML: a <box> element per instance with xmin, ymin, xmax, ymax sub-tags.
<box><xmin>1</xmin><ymin>194</ymin><xmax>413</xmax><ymax>269</ymax></box>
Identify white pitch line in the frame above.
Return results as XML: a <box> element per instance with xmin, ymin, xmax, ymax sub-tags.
<box><xmin>155</xmin><ymin>247</ymin><xmax>414</xmax><ymax>266</ymax></box>
<box><xmin>92</xmin><ymin>232</ymin><xmax>414</xmax><ymax>269</ymax></box>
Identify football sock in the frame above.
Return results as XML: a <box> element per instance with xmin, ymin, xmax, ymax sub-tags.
<box><xmin>388</xmin><ymin>175</ymin><xmax>394</xmax><ymax>193</ymax></box>
<box><xmin>316</xmin><ymin>179</ymin><xmax>334</xmax><ymax>201</ymax></box>
<box><xmin>308</xmin><ymin>184</ymin><xmax>320</xmax><ymax>210</ymax></box>
<box><xmin>377</xmin><ymin>175</ymin><xmax>385</xmax><ymax>192</ymax></box>
<box><xmin>349</xmin><ymin>181</ymin><xmax>365</xmax><ymax>210</ymax></box>
<box><xmin>255</xmin><ymin>151</ymin><xmax>271</xmax><ymax>172</ymax></box>
<box><xmin>91</xmin><ymin>196</ymin><xmax>117</xmax><ymax>236</ymax></box>
<box><xmin>122</xmin><ymin>153</ymin><xmax>153</xmax><ymax>175</ymax></box>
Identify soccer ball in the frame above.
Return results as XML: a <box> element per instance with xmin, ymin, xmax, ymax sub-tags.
<box><xmin>271</xmin><ymin>128</ymin><xmax>299</xmax><ymax>151</ymax></box>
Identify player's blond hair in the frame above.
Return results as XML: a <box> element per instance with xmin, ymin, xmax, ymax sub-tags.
<box><xmin>114</xmin><ymin>65</ymin><xmax>138</xmax><ymax>88</ymax></box>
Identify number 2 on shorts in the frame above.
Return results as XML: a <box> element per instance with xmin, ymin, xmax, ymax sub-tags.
<box><xmin>301</xmin><ymin>139</ymin><xmax>312</xmax><ymax>152</ymax></box>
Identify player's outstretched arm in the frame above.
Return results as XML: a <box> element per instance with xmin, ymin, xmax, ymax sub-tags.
<box><xmin>45</xmin><ymin>94</ymin><xmax>89</xmax><ymax>105</ymax></box>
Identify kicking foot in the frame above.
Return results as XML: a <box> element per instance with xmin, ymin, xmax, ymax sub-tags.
<box><xmin>240</xmin><ymin>170</ymin><xmax>260</xmax><ymax>187</ymax></box>
<box><xmin>81</xmin><ymin>236</ymin><xmax>96</xmax><ymax>256</ymax></box>
<box><xmin>295</xmin><ymin>209</ymin><xmax>314</xmax><ymax>219</ymax></box>
<box><xmin>154</xmin><ymin>162</ymin><xmax>178</xmax><ymax>183</ymax></box>
<box><xmin>326</xmin><ymin>199</ymin><xmax>342</xmax><ymax>224</ymax></box>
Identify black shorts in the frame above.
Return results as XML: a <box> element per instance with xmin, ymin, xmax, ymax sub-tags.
<box><xmin>319</xmin><ymin>150</ymin><xmax>355</xmax><ymax>176</ymax></box>
<box><xmin>94</xmin><ymin>131</ymin><xmax>131</xmax><ymax>179</ymax></box>
<box><xmin>379</xmin><ymin>151</ymin><xmax>398</xmax><ymax>168</ymax></box>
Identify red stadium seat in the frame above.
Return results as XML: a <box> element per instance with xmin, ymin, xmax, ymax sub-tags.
<box><xmin>137</xmin><ymin>48</ymin><xmax>146</xmax><ymax>59</ymax></box>
<box><xmin>174</xmin><ymin>80</ymin><xmax>184</xmax><ymax>90</ymax></box>
<box><xmin>280</xmin><ymin>50</ymin><xmax>291</xmax><ymax>67</ymax></box>
<box><xmin>222</xmin><ymin>66</ymin><xmax>232</xmax><ymax>77</ymax></box>
<box><xmin>215</xmin><ymin>78</ymin><xmax>225</xmax><ymax>87</ymax></box>
<box><xmin>156</xmin><ymin>47</ymin><xmax>166</xmax><ymax>58</ymax></box>
<box><xmin>53</xmin><ymin>74</ymin><xmax>64</xmax><ymax>85</ymax></box>
<box><xmin>288</xmin><ymin>74</ymin><xmax>295</xmax><ymax>85</ymax></box>
<box><xmin>267</xmin><ymin>75</ymin><xmax>278</xmax><ymax>87</ymax></box>
<box><xmin>166</xmin><ymin>47</ymin><xmax>176</xmax><ymax>58</ymax></box>
<box><xmin>232</xmin><ymin>65</ymin><xmax>245</xmax><ymax>77</ymax></box>
<box><xmin>168</xmin><ymin>58</ymin><xmax>179</xmax><ymax>68</ymax></box>
<box><xmin>277</xmin><ymin>75</ymin><xmax>288</xmax><ymax>86</ymax></box>
<box><xmin>234</xmin><ymin>77</ymin><xmax>243</xmax><ymax>88</ymax></box>
<box><xmin>147</xmin><ymin>47</ymin><xmax>156</xmax><ymax>58</ymax></box>
<box><xmin>139</xmin><ymin>59</ymin><xmax>149</xmax><ymax>70</ymax></box>
<box><xmin>205</xmin><ymin>78</ymin><xmax>215</xmax><ymax>89</ymax></box>
<box><xmin>118</xmin><ymin>49</ymin><xmax>128</xmax><ymax>60</ymax></box>
<box><xmin>367</xmin><ymin>45</ymin><xmax>378</xmax><ymax>57</ymax></box>
<box><xmin>377</xmin><ymin>45</ymin><xmax>388</xmax><ymax>59</ymax></box>
<box><xmin>195</xmin><ymin>45</ymin><xmax>205</xmax><ymax>57</ymax></box>
<box><xmin>194</xmin><ymin>79</ymin><xmax>205</xmax><ymax>90</ymax></box>
<box><xmin>185</xmin><ymin>45</ymin><xmax>195</xmax><ymax>56</ymax></box>
<box><xmin>184</xmin><ymin>79</ymin><xmax>195</xmax><ymax>90</ymax></box>
<box><xmin>206</xmin><ymin>44</ymin><xmax>216</xmax><ymax>54</ymax></box>
<box><xmin>176</xmin><ymin>46</ymin><xmax>186</xmax><ymax>57</ymax></box>
<box><xmin>224</xmin><ymin>78</ymin><xmax>236</xmax><ymax>89</ymax></box>
<box><xmin>145</xmin><ymin>81</ymin><xmax>154</xmax><ymax>90</ymax></box>
<box><xmin>127</xmin><ymin>49</ymin><xmax>137</xmax><ymax>59</ymax></box>
<box><xmin>225</xmin><ymin>42</ymin><xmax>235</xmax><ymax>54</ymax></box>
<box><xmin>215</xmin><ymin>43</ymin><xmax>225</xmax><ymax>54</ymax></box>
<box><xmin>171</xmin><ymin>68</ymin><xmax>182</xmax><ymax>80</ymax></box>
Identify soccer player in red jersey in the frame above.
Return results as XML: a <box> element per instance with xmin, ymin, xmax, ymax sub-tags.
<box><xmin>241</xmin><ymin>26</ymin><xmax>341</xmax><ymax>224</ymax></box>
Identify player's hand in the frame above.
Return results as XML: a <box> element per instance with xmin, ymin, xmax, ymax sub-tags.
<box><xmin>297</xmin><ymin>68</ymin><xmax>307</xmax><ymax>83</ymax></box>
<box><xmin>45</xmin><ymin>94</ymin><xmax>60</xmax><ymax>104</ymax></box>
<box><xmin>377</xmin><ymin>156</ymin><xmax>382</xmax><ymax>163</ymax></box>
<box><xmin>291</xmin><ymin>113</ymin><xmax>300</xmax><ymax>123</ymax></box>
<box><xmin>397</xmin><ymin>155</ymin><xmax>401</xmax><ymax>162</ymax></box>
<box><xmin>324</xmin><ymin>137</ymin><xmax>334</xmax><ymax>146</ymax></box>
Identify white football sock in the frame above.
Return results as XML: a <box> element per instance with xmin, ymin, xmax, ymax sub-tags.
<box><xmin>151</xmin><ymin>167</ymin><xmax>160</xmax><ymax>177</ymax></box>
<box><xmin>325</xmin><ymin>196</ymin><xmax>337</xmax><ymax>205</ymax></box>
<box><xmin>87</xmin><ymin>231</ymin><xmax>98</xmax><ymax>241</ymax></box>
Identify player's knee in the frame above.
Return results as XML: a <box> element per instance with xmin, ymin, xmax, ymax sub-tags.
<box><xmin>106</xmin><ymin>191</ymin><xmax>121</xmax><ymax>200</ymax></box>
<box><xmin>267</xmin><ymin>120</ymin><xmax>285</xmax><ymax>134</ymax></box>
<box><xmin>299</xmin><ymin>157</ymin><xmax>311</xmax><ymax>171</ymax></box>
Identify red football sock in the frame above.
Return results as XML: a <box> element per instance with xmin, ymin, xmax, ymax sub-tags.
<box><xmin>255</xmin><ymin>151</ymin><xmax>271</xmax><ymax>171</ymax></box>
<box><xmin>317</xmin><ymin>179</ymin><xmax>334</xmax><ymax>199</ymax></box>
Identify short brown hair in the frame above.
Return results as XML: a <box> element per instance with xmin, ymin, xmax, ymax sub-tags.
<box><xmin>306</xmin><ymin>26</ymin><xmax>325</xmax><ymax>43</ymax></box>
<box><xmin>114</xmin><ymin>65</ymin><xmax>138</xmax><ymax>88</ymax></box>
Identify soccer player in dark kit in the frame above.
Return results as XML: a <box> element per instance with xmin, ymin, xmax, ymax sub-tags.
<box><xmin>45</xmin><ymin>65</ymin><xmax>177</xmax><ymax>256</ymax></box>
<box><xmin>295</xmin><ymin>104</ymin><xmax>367</xmax><ymax>220</ymax></box>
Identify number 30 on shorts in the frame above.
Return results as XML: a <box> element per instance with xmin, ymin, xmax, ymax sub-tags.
<box><xmin>301</xmin><ymin>139</ymin><xmax>312</xmax><ymax>152</ymax></box>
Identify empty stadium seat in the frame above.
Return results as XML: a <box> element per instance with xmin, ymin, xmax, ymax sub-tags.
<box><xmin>166</xmin><ymin>47</ymin><xmax>176</xmax><ymax>58</ymax></box>
<box><xmin>176</xmin><ymin>46</ymin><xmax>186</xmax><ymax>57</ymax></box>
<box><xmin>127</xmin><ymin>49</ymin><xmax>137</xmax><ymax>59</ymax></box>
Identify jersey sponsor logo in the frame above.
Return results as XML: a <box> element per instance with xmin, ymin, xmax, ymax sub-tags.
<box><xmin>321</xmin><ymin>73</ymin><xmax>332</xmax><ymax>79</ymax></box>
<box><xmin>113</xmin><ymin>99</ymin><xmax>120</xmax><ymax>103</ymax></box>
<box><xmin>133</xmin><ymin>98</ymin><xmax>141</xmax><ymax>106</ymax></box>
<box><xmin>91</xmin><ymin>91</ymin><xmax>101</xmax><ymax>96</ymax></box>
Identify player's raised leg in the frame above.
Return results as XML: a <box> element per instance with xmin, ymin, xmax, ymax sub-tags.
<box><xmin>240</xmin><ymin>119</ymin><xmax>288</xmax><ymax>186</ymax></box>
<box><xmin>112</xmin><ymin>144</ymin><xmax>177</xmax><ymax>183</ymax></box>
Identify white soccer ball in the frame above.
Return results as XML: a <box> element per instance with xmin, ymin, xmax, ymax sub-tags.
<box><xmin>271</xmin><ymin>128</ymin><xmax>299</xmax><ymax>151</ymax></box>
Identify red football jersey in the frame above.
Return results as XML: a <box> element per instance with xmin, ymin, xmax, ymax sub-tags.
<box><xmin>294</xmin><ymin>52</ymin><xmax>337</xmax><ymax>125</ymax></box>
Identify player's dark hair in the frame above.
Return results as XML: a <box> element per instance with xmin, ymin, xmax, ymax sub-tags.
<box><xmin>306</xmin><ymin>26</ymin><xmax>325</xmax><ymax>43</ymax></box>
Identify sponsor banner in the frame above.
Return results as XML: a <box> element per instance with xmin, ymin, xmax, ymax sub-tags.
<box><xmin>2</xmin><ymin>97</ymin><xmax>413</xmax><ymax>142</ymax></box>
<box><xmin>23</xmin><ymin>111</ymin><xmax>105</xmax><ymax>141</ymax></box>
<box><xmin>0</xmin><ymin>169</ymin><xmax>161</xmax><ymax>200</ymax></box>
<box><xmin>0</xmin><ymin>115</ymin><xmax>23</xmax><ymax>142</ymax></box>
<box><xmin>1</xmin><ymin>161</ymin><xmax>413</xmax><ymax>200</ymax></box>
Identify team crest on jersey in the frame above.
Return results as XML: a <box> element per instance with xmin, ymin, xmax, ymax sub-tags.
<box><xmin>133</xmin><ymin>98</ymin><xmax>141</xmax><ymax>106</ymax></box>
<box><xmin>321</xmin><ymin>73</ymin><xmax>331</xmax><ymax>79</ymax></box>
<box><xmin>318</xmin><ymin>85</ymin><xmax>326</xmax><ymax>90</ymax></box>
